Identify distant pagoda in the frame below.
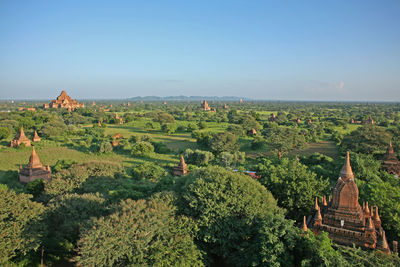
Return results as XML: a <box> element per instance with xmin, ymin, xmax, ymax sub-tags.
<box><xmin>381</xmin><ymin>142</ymin><xmax>400</xmax><ymax>176</ymax></box>
<box><xmin>201</xmin><ymin>100</ymin><xmax>211</xmax><ymax>111</ymax></box>
<box><xmin>10</xmin><ymin>127</ymin><xmax>31</xmax><ymax>148</ymax></box>
<box><xmin>304</xmin><ymin>152</ymin><xmax>391</xmax><ymax>254</ymax></box>
<box><xmin>33</xmin><ymin>130</ymin><xmax>41</xmax><ymax>142</ymax></box>
<box><xmin>47</xmin><ymin>90</ymin><xmax>84</xmax><ymax>111</ymax></box>
<box><xmin>19</xmin><ymin>147</ymin><xmax>51</xmax><ymax>184</ymax></box>
<box><xmin>172</xmin><ymin>155</ymin><xmax>188</xmax><ymax>176</ymax></box>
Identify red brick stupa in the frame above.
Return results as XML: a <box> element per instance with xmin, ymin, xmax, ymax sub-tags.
<box><xmin>172</xmin><ymin>155</ymin><xmax>188</xmax><ymax>176</ymax></box>
<box><xmin>19</xmin><ymin>147</ymin><xmax>51</xmax><ymax>184</ymax></box>
<box><xmin>381</xmin><ymin>142</ymin><xmax>400</xmax><ymax>176</ymax></box>
<box><xmin>10</xmin><ymin>127</ymin><xmax>31</xmax><ymax>148</ymax></box>
<box><xmin>305</xmin><ymin>152</ymin><xmax>390</xmax><ymax>254</ymax></box>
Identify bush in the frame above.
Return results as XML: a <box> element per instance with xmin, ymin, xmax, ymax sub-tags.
<box><xmin>131</xmin><ymin>162</ymin><xmax>167</xmax><ymax>182</ymax></box>
<box><xmin>0</xmin><ymin>126</ymin><xmax>10</xmax><ymax>140</ymax></box>
<box><xmin>97</xmin><ymin>141</ymin><xmax>113</xmax><ymax>153</ymax></box>
<box><xmin>184</xmin><ymin>149</ymin><xmax>214</xmax><ymax>166</ymax></box>
<box><xmin>131</xmin><ymin>141</ymin><xmax>154</xmax><ymax>157</ymax></box>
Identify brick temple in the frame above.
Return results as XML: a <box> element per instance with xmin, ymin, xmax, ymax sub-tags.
<box><xmin>172</xmin><ymin>155</ymin><xmax>188</xmax><ymax>176</ymax></box>
<box><xmin>10</xmin><ymin>127</ymin><xmax>31</xmax><ymax>147</ymax></box>
<box><xmin>19</xmin><ymin>146</ymin><xmax>51</xmax><ymax>184</ymax></box>
<box><xmin>46</xmin><ymin>90</ymin><xmax>84</xmax><ymax>110</ymax></box>
<box><xmin>201</xmin><ymin>100</ymin><xmax>211</xmax><ymax>111</ymax></box>
<box><xmin>303</xmin><ymin>152</ymin><xmax>391</xmax><ymax>254</ymax></box>
<box><xmin>381</xmin><ymin>142</ymin><xmax>400</xmax><ymax>176</ymax></box>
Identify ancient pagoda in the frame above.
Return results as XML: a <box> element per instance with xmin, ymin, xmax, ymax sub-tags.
<box><xmin>33</xmin><ymin>130</ymin><xmax>41</xmax><ymax>142</ymax></box>
<box><xmin>19</xmin><ymin>147</ymin><xmax>51</xmax><ymax>184</ymax></box>
<box><xmin>172</xmin><ymin>155</ymin><xmax>188</xmax><ymax>176</ymax></box>
<box><xmin>48</xmin><ymin>90</ymin><xmax>84</xmax><ymax>110</ymax></box>
<box><xmin>305</xmin><ymin>152</ymin><xmax>391</xmax><ymax>254</ymax></box>
<box><xmin>381</xmin><ymin>142</ymin><xmax>400</xmax><ymax>176</ymax></box>
<box><xmin>10</xmin><ymin>127</ymin><xmax>31</xmax><ymax>147</ymax></box>
<box><xmin>201</xmin><ymin>100</ymin><xmax>211</xmax><ymax>111</ymax></box>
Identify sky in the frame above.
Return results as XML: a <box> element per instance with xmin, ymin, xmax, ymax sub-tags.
<box><xmin>0</xmin><ymin>0</ymin><xmax>400</xmax><ymax>101</ymax></box>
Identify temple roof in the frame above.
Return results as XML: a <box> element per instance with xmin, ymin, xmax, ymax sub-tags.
<box><xmin>15</xmin><ymin>127</ymin><xmax>29</xmax><ymax>141</ymax></box>
<box><xmin>383</xmin><ymin>141</ymin><xmax>398</xmax><ymax>161</ymax></box>
<box><xmin>340</xmin><ymin>152</ymin><xmax>354</xmax><ymax>180</ymax></box>
<box><xmin>27</xmin><ymin>146</ymin><xmax>43</xmax><ymax>169</ymax></box>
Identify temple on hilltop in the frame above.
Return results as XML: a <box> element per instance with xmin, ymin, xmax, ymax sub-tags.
<box><xmin>10</xmin><ymin>127</ymin><xmax>31</xmax><ymax>147</ymax></box>
<box><xmin>46</xmin><ymin>90</ymin><xmax>84</xmax><ymax>111</ymax></box>
<box><xmin>19</xmin><ymin>146</ymin><xmax>51</xmax><ymax>184</ymax></box>
<box><xmin>382</xmin><ymin>142</ymin><xmax>400</xmax><ymax>177</ymax></box>
<box><xmin>201</xmin><ymin>100</ymin><xmax>211</xmax><ymax>111</ymax></box>
<box><xmin>303</xmin><ymin>152</ymin><xmax>392</xmax><ymax>254</ymax></box>
<box><xmin>33</xmin><ymin>130</ymin><xmax>41</xmax><ymax>142</ymax></box>
<box><xmin>172</xmin><ymin>155</ymin><xmax>188</xmax><ymax>176</ymax></box>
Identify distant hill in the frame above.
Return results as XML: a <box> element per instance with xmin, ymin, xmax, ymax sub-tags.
<box><xmin>126</xmin><ymin>95</ymin><xmax>250</xmax><ymax>101</ymax></box>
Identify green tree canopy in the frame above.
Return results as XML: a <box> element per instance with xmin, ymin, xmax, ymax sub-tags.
<box><xmin>0</xmin><ymin>186</ymin><xmax>45</xmax><ymax>265</ymax></box>
<box><xmin>209</xmin><ymin>132</ymin><xmax>239</xmax><ymax>154</ymax></box>
<box><xmin>341</xmin><ymin>125</ymin><xmax>392</xmax><ymax>155</ymax></box>
<box><xmin>176</xmin><ymin>166</ymin><xmax>281</xmax><ymax>265</ymax></box>
<box><xmin>77</xmin><ymin>198</ymin><xmax>204</xmax><ymax>267</ymax></box>
<box><xmin>257</xmin><ymin>158</ymin><xmax>329</xmax><ymax>221</ymax></box>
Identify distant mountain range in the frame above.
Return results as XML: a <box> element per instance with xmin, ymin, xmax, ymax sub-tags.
<box><xmin>126</xmin><ymin>96</ymin><xmax>249</xmax><ymax>101</ymax></box>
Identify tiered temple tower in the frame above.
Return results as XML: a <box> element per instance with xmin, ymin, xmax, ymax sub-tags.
<box><xmin>10</xmin><ymin>127</ymin><xmax>31</xmax><ymax>147</ymax></box>
<box><xmin>381</xmin><ymin>142</ymin><xmax>400</xmax><ymax>176</ymax></box>
<box><xmin>201</xmin><ymin>100</ymin><xmax>211</xmax><ymax>111</ymax></box>
<box><xmin>172</xmin><ymin>155</ymin><xmax>188</xmax><ymax>176</ymax></box>
<box><xmin>304</xmin><ymin>152</ymin><xmax>390</xmax><ymax>254</ymax></box>
<box><xmin>19</xmin><ymin>147</ymin><xmax>51</xmax><ymax>184</ymax></box>
<box><xmin>48</xmin><ymin>90</ymin><xmax>84</xmax><ymax>110</ymax></box>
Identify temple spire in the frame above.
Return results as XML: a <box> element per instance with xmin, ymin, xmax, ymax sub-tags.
<box><xmin>323</xmin><ymin>196</ymin><xmax>328</xmax><ymax>206</ymax></box>
<box><xmin>364</xmin><ymin>201</ymin><xmax>370</xmax><ymax>216</ymax></box>
<box><xmin>375</xmin><ymin>206</ymin><xmax>381</xmax><ymax>222</ymax></box>
<box><xmin>28</xmin><ymin>146</ymin><xmax>42</xmax><ymax>169</ymax></box>
<box><xmin>179</xmin><ymin>155</ymin><xmax>186</xmax><ymax>167</ymax></box>
<box><xmin>314</xmin><ymin>197</ymin><xmax>320</xmax><ymax>211</ymax></box>
<box><xmin>302</xmin><ymin>216</ymin><xmax>308</xmax><ymax>232</ymax></box>
<box><xmin>367</xmin><ymin>217</ymin><xmax>374</xmax><ymax>230</ymax></box>
<box><xmin>340</xmin><ymin>152</ymin><xmax>354</xmax><ymax>180</ymax></box>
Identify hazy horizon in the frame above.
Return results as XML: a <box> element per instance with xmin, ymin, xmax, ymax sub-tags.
<box><xmin>1</xmin><ymin>1</ymin><xmax>400</xmax><ymax>101</ymax></box>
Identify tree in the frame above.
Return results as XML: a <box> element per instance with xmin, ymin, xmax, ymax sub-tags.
<box><xmin>177</xmin><ymin>166</ymin><xmax>281</xmax><ymax>265</ymax></box>
<box><xmin>217</xmin><ymin>151</ymin><xmax>245</xmax><ymax>168</ymax></box>
<box><xmin>0</xmin><ymin>186</ymin><xmax>45</xmax><ymax>265</ymax></box>
<box><xmin>131</xmin><ymin>141</ymin><xmax>154</xmax><ymax>157</ymax></box>
<box><xmin>97</xmin><ymin>141</ymin><xmax>113</xmax><ymax>153</ymax></box>
<box><xmin>184</xmin><ymin>149</ymin><xmax>214</xmax><ymax>166</ymax></box>
<box><xmin>210</xmin><ymin>132</ymin><xmax>239</xmax><ymax>154</ymax></box>
<box><xmin>41</xmin><ymin>121</ymin><xmax>68</xmax><ymax>138</ymax></box>
<box><xmin>226</xmin><ymin>124</ymin><xmax>244</xmax><ymax>137</ymax></box>
<box><xmin>161</xmin><ymin>123</ymin><xmax>177</xmax><ymax>135</ymax></box>
<box><xmin>131</xmin><ymin>162</ymin><xmax>167</xmax><ymax>182</ymax></box>
<box><xmin>0</xmin><ymin>126</ymin><xmax>10</xmax><ymax>140</ymax></box>
<box><xmin>341</xmin><ymin>125</ymin><xmax>391</xmax><ymax>155</ymax></box>
<box><xmin>44</xmin><ymin>193</ymin><xmax>109</xmax><ymax>261</ymax></box>
<box><xmin>154</xmin><ymin>112</ymin><xmax>175</xmax><ymax>124</ymax></box>
<box><xmin>77</xmin><ymin>198</ymin><xmax>204</xmax><ymax>267</ymax></box>
<box><xmin>262</xmin><ymin>126</ymin><xmax>307</xmax><ymax>157</ymax></box>
<box><xmin>257</xmin><ymin>158</ymin><xmax>329</xmax><ymax>221</ymax></box>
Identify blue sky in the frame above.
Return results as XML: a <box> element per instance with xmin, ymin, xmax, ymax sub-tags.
<box><xmin>0</xmin><ymin>0</ymin><xmax>399</xmax><ymax>100</ymax></box>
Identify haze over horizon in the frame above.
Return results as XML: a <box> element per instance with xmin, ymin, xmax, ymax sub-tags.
<box><xmin>1</xmin><ymin>1</ymin><xmax>399</xmax><ymax>101</ymax></box>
